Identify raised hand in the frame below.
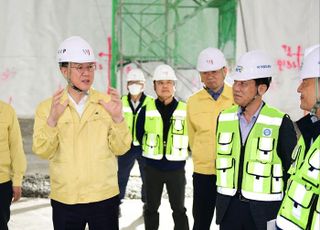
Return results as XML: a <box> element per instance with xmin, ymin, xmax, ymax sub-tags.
<box><xmin>47</xmin><ymin>88</ymin><xmax>69</xmax><ymax>127</ymax></box>
<box><xmin>99</xmin><ymin>88</ymin><xmax>124</xmax><ymax>123</ymax></box>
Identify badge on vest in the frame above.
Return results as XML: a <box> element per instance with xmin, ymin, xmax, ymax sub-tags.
<box><xmin>263</xmin><ymin>128</ymin><xmax>272</xmax><ymax>137</ymax></box>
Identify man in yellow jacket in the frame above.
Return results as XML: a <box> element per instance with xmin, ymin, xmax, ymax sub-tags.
<box><xmin>0</xmin><ymin>100</ymin><xmax>26</xmax><ymax>230</ymax></box>
<box><xmin>32</xmin><ymin>36</ymin><xmax>131</xmax><ymax>230</ymax></box>
<box><xmin>186</xmin><ymin>47</ymin><xmax>234</xmax><ymax>230</ymax></box>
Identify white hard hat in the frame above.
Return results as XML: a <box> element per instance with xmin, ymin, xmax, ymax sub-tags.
<box><xmin>127</xmin><ymin>69</ymin><xmax>145</xmax><ymax>82</ymax></box>
<box><xmin>231</xmin><ymin>50</ymin><xmax>275</xmax><ymax>81</ymax></box>
<box><xmin>152</xmin><ymin>64</ymin><xmax>177</xmax><ymax>81</ymax></box>
<box><xmin>196</xmin><ymin>47</ymin><xmax>227</xmax><ymax>72</ymax></box>
<box><xmin>300</xmin><ymin>45</ymin><xmax>320</xmax><ymax>80</ymax></box>
<box><xmin>57</xmin><ymin>36</ymin><xmax>96</xmax><ymax>63</ymax></box>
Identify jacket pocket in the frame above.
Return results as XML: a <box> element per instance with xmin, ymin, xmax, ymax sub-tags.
<box><xmin>217</xmin><ymin>132</ymin><xmax>233</xmax><ymax>155</ymax></box>
<box><xmin>271</xmin><ymin>164</ymin><xmax>283</xmax><ymax>193</ymax></box>
<box><xmin>143</xmin><ymin>133</ymin><xmax>160</xmax><ymax>155</ymax></box>
<box><xmin>50</xmin><ymin>162</ymin><xmax>72</xmax><ymax>193</ymax></box>
<box><xmin>256</xmin><ymin>137</ymin><xmax>274</xmax><ymax>162</ymax></box>
<box><xmin>170</xmin><ymin>135</ymin><xmax>188</xmax><ymax>159</ymax></box>
<box><xmin>86</xmin><ymin>116</ymin><xmax>110</xmax><ymax>159</ymax></box>
<box><xmin>245</xmin><ymin>161</ymin><xmax>272</xmax><ymax>193</ymax></box>
<box><xmin>300</xmin><ymin>149</ymin><xmax>320</xmax><ymax>188</ymax></box>
<box><xmin>286</xmin><ymin>180</ymin><xmax>314</xmax><ymax>228</ymax></box>
<box><xmin>216</xmin><ymin>157</ymin><xmax>235</xmax><ymax>188</ymax></box>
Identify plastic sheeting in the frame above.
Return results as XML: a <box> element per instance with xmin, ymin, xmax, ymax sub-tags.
<box><xmin>0</xmin><ymin>0</ymin><xmax>112</xmax><ymax>117</ymax></box>
<box><xmin>0</xmin><ymin>0</ymin><xmax>319</xmax><ymax>119</ymax></box>
<box><xmin>236</xmin><ymin>0</ymin><xmax>319</xmax><ymax>120</ymax></box>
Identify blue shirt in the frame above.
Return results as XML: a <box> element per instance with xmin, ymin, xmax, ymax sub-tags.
<box><xmin>237</xmin><ymin>102</ymin><xmax>264</xmax><ymax>144</ymax></box>
<box><xmin>205</xmin><ymin>86</ymin><xmax>224</xmax><ymax>100</ymax></box>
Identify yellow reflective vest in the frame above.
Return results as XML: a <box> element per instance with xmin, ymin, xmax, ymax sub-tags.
<box><xmin>277</xmin><ymin>135</ymin><xmax>320</xmax><ymax>230</ymax></box>
<box><xmin>216</xmin><ymin>104</ymin><xmax>285</xmax><ymax>201</ymax></box>
<box><xmin>122</xmin><ymin>94</ymin><xmax>153</xmax><ymax>146</ymax></box>
<box><xmin>142</xmin><ymin>100</ymin><xmax>188</xmax><ymax>161</ymax></box>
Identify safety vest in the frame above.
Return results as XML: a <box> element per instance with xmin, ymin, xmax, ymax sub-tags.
<box><xmin>142</xmin><ymin>100</ymin><xmax>188</xmax><ymax>161</ymax></box>
<box><xmin>277</xmin><ymin>135</ymin><xmax>320</xmax><ymax>230</ymax></box>
<box><xmin>216</xmin><ymin>104</ymin><xmax>285</xmax><ymax>201</ymax></box>
<box><xmin>122</xmin><ymin>95</ymin><xmax>153</xmax><ymax>146</ymax></box>
<box><xmin>288</xmin><ymin>136</ymin><xmax>306</xmax><ymax>176</ymax></box>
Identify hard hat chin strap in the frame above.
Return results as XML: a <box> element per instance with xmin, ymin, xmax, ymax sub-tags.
<box><xmin>67</xmin><ymin>78</ymin><xmax>85</xmax><ymax>94</ymax></box>
<box><xmin>241</xmin><ymin>89</ymin><xmax>260</xmax><ymax>114</ymax></box>
<box><xmin>310</xmin><ymin>100</ymin><xmax>320</xmax><ymax>116</ymax></box>
<box><xmin>311</xmin><ymin>78</ymin><xmax>320</xmax><ymax>116</ymax></box>
<box><xmin>66</xmin><ymin>64</ymin><xmax>87</xmax><ymax>95</ymax></box>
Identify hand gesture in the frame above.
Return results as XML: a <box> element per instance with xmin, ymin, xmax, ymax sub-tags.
<box><xmin>99</xmin><ymin>88</ymin><xmax>124</xmax><ymax>123</ymax></box>
<box><xmin>47</xmin><ymin>88</ymin><xmax>69</xmax><ymax>127</ymax></box>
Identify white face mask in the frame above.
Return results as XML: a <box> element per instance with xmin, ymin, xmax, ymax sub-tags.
<box><xmin>128</xmin><ymin>84</ymin><xmax>143</xmax><ymax>95</ymax></box>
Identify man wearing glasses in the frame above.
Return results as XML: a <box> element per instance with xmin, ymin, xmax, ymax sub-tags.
<box><xmin>32</xmin><ymin>36</ymin><xmax>131</xmax><ymax>229</ymax></box>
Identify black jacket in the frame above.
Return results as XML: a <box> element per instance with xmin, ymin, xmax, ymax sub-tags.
<box><xmin>296</xmin><ymin>113</ymin><xmax>320</xmax><ymax>152</ymax></box>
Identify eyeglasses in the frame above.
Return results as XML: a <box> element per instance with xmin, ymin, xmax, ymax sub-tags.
<box><xmin>70</xmin><ymin>64</ymin><xmax>96</xmax><ymax>74</ymax></box>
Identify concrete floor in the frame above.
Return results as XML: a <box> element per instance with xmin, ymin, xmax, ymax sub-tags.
<box><xmin>9</xmin><ymin>197</ymin><xmax>219</xmax><ymax>230</ymax></box>
<box><xmin>16</xmin><ymin>119</ymin><xmax>219</xmax><ymax>229</ymax></box>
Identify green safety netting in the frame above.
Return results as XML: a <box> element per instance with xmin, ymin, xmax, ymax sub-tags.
<box><xmin>111</xmin><ymin>0</ymin><xmax>237</xmax><ymax>87</ymax></box>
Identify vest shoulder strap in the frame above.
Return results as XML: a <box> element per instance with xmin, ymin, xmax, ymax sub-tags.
<box><xmin>293</xmin><ymin>122</ymin><xmax>302</xmax><ymax>140</ymax></box>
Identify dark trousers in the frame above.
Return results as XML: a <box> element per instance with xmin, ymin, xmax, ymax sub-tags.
<box><xmin>0</xmin><ymin>181</ymin><xmax>12</xmax><ymax>230</ymax></box>
<box><xmin>51</xmin><ymin>196</ymin><xmax>120</xmax><ymax>230</ymax></box>
<box><xmin>192</xmin><ymin>173</ymin><xmax>216</xmax><ymax>230</ymax></box>
<box><xmin>220</xmin><ymin>197</ymin><xmax>256</xmax><ymax>230</ymax></box>
<box><xmin>144</xmin><ymin>165</ymin><xmax>189</xmax><ymax>230</ymax></box>
<box><xmin>118</xmin><ymin>146</ymin><xmax>146</xmax><ymax>202</ymax></box>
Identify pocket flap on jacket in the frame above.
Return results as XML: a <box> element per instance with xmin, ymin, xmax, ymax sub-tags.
<box><xmin>287</xmin><ymin>180</ymin><xmax>313</xmax><ymax>208</ymax></box>
<box><xmin>216</xmin><ymin>157</ymin><xmax>234</xmax><ymax>170</ymax></box>
<box><xmin>218</xmin><ymin>132</ymin><xmax>233</xmax><ymax>144</ymax></box>
<box><xmin>247</xmin><ymin>161</ymin><xmax>271</xmax><ymax>177</ymax></box>
<box><xmin>309</xmin><ymin>149</ymin><xmax>320</xmax><ymax>170</ymax></box>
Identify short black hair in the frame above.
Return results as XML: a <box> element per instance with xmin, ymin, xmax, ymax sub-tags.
<box><xmin>254</xmin><ymin>77</ymin><xmax>272</xmax><ymax>90</ymax></box>
<box><xmin>59</xmin><ymin>62</ymin><xmax>69</xmax><ymax>68</ymax></box>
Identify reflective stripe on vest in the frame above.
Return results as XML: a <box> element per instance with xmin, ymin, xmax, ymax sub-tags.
<box><xmin>288</xmin><ymin>136</ymin><xmax>306</xmax><ymax>176</ymax></box>
<box><xmin>216</xmin><ymin>104</ymin><xmax>285</xmax><ymax>201</ymax></box>
<box><xmin>277</xmin><ymin>136</ymin><xmax>320</xmax><ymax>230</ymax></box>
<box><xmin>142</xmin><ymin>101</ymin><xmax>188</xmax><ymax>161</ymax></box>
<box><xmin>122</xmin><ymin>95</ymin><xmax>153</xmax><ymax>146</ymax></box>
<box><xmin>311</xmin><ymin>198</ymin><xmax>320</xmax><ymax>230</ymax></box>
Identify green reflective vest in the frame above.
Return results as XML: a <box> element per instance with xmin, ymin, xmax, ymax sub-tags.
<box><xmin>216</xmin><ymin>104</ymin><xmax>285</xmax><ymax>201</ymax></box>
<box><xmin>277</xmin><ymin>135</ymin><xmax>320</xmax><ymax>230</ymax></box>
<box><xmin>122</xmin><ymin>95</ymin><xmax>153</xmax><ymax>146</ymax></box>
<box><xmin>288</xmin><ymin>136</ymin><xmax>306</xmax><ymax>176</ymax></box>
<box><xmin>142</xmin><ymin>100</ymin><xmax>188</xmax><ymax>161</ymax></box>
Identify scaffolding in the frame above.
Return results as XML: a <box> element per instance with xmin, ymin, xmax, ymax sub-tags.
<box><xmin>111</xmin><ymin>0</ymin><xmax>237</xmax><ymax>90</ymax></box>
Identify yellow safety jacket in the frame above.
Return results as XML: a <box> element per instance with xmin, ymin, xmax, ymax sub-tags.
<box><xmin>0</xmin><ymin>100</ymin><xmax>26</xmax><ymax>186</ymax></box>
<box><xmin>277</xmin><ymin>135</ymin><xmax>320</xmax><ymax>230</ymax></box>
<box><xmin>216</xmin><ymin>104</ymin><xmax>285</xmax><ymax>201</ymax></box>
<box><xmin>122</xmin><ymin>95</ymin><xmax>153</xmax><ymax>146</ymax></box>
<box><xmin>142</xmin><ymin>100</ymin><xmax>188</xmax><ymax>161</ymax></box>
<box><xmin>33</xmin><ymin>88</ymin><xmax>131</xmax><ymax>204</ymax></box>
